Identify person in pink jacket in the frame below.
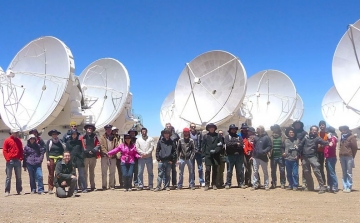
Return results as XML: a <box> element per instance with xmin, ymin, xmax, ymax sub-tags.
<box><xmin>108</xmin><ymin>134</ymin><xmax>140</xmax><ymax>191</ymax></box>
<box><xmin>324</xmin><ymin>127</ymin><xmax>338</xmax><ymax>193</ymax></box>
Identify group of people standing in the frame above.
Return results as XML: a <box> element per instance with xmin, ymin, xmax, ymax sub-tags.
<box><xmin>2</xmin><ymin>119</ymin><xmax>358</xmax><ymax>197</ymax></box>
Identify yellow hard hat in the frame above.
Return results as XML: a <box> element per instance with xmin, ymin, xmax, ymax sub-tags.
<box><xmin>69</xmin><ymin>121</ymin><xmax>77</xmax><ymax>126</ymax></box>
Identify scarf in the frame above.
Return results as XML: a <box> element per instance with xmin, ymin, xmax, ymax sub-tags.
<box><xmin>341</xmin><ymin>133</ymin><xmax>350</xmax><ymax>141</ymax></box>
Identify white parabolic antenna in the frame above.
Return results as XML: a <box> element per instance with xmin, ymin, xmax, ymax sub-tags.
<box><xmin>332</xmin><ymin>19</ymin><xmax>360</xmax><ymax>111</ymax></box>
<box><xmin>321</xmin><ymin>86</ymin><xmax>360</xmax><ymax>130</ymax></box>
<box><xmin>174</xmin><ymin>50</ymin><xmax>247</xmax><ymax>126</ymax></box>
<box><xmin>79</xmin><ymin>58</ymin><xmax>129</xmax><ymax>129</ymax></box>
<box><xmin>0</xmin><ymin>36</ymin><xmax>74</xmax><ymax>131</ymax></box>
<box><xmin>245</xmin><ymin>70</ymin><xmax>297</xmax><ymax>130</ymax></box>
<box><xmin>290</xmin><ymin>94</ymin><xmax>304</xmax><ymax>121</ymax></box>
<box><xmin>160</xmin><ymin>91</ymin><xmax>188</xmax><ymax>131</ymax></box>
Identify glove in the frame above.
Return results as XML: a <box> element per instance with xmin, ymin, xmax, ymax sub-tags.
<box><xmin>210</xmin><ymin>150</ymin><xmax>215</xmax><ymax>154</ymax></box>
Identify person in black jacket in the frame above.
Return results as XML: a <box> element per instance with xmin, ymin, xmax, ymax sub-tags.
<box><xmin>54</xmin><ymin>151</ymin><xmax>77</xmax><ymax>198</ymax></box>
<box><xmin>292</xmin><ymin>120</ymin><xmax>308</xmax><ymax>189</ymax></box>
<box><xmin>154</xmin><ymin>129</ymin><xmax>177</xmax><ymax>192</ymax></box>
<box><xmin>29</xmin><ymin>128</ymin><xmax>46</xmax><ymax>148</ymax></box>
<box><xmin>201</xmin><ymin>123</ymin><xmax>223</xmax><ymax>191</ymax></box>
<box><xmin>189</xmin><ymin>123</ymin><xmax>204</xmax><ymax>187</ymax></box>
<box><xmin>251</xmin><ymin>125</ymin><xmax>272</xmax><ymax>191</ymax></box>
<box><xmin>225</xmin><ymin>124</ymin><xmax>244</xmax><ymax>189</ymax></box>
<box><xmin>216</xmin><ymin>130</ymin><xmax>226</xmax><ymax>188</ymax></box>
<box><xmin>165</xmin><ymin>123</ymin><xmax>180</xmax><ymax>189</ymax></box>
<box><xmin>298</xmin><ymin>125</ymin><xmax>330</xmax><ymax>194</ymax></box>
<box><xmin>66</xmin><ymin>130</ymin><xmax>87</xmax><ymax>193</ymax></box>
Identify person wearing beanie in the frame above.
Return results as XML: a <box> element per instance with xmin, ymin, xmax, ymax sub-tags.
<box><xmin>317</xmin><ymin>120</ymin><xmax>327</xmax><ymax>187</ymax></box>
<box><xmin>339</xmin><ymin>125</ymin><xmax>358</xmax><ymax>193</ymax></box>
<box><xmin>324</xmin><ymin>126</ymin><xmax>338</xmax><ymax>193</ymax></box>
<box><xmin>135</xmin><ymin>127</ymin><xmax>155</xmax><ymax>190</ymax></box>
<box><xmin>176</xmin><ymin>128</ymin><xmax>196</xmax><ymax>190</ymax></box>
<box><xmin>154</xmin><ymin>129</ymin><xmax>177</xmax><ymax>192</ymax></box>
<box><xmin>284</xmin><ymin>127</ymin><xmax>300</xmax><ymax>191</ymax></box>
<box><xmin>224</xmin><ymin>124</ymin><xmax>244</xmax><ymax>189</ymax></box>
<box><xmin>298</xmin><ymin>125</ymin><xmax>330</xmax><ymax>194</ymax></box>
<box><xmin>202</xmin><ymin>123</ymin><xmax>223</xmax><ymax>191</ymax></box>
<box><xmin>189</xmin><ymin>123</ymin><xmax>205</xmax><ymax>187</ymax></box>
<box><xmin>269</xmin><ymin>124</ymin><xmax>286</xmax><ymax>189</ymax></box>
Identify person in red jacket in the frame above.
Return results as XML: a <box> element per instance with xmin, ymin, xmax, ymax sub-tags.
<box><xmin>3</xmin><ymin>129</ymin><xmax>24</xmax><ymax>197</ymax></box>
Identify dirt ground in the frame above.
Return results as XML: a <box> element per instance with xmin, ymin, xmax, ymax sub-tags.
<box><xmin>0</xmin><ymin>150</ymin><xmax>359</xmax><ymax>223</ymax></box>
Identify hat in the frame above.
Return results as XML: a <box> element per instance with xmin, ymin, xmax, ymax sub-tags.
<box><xmin>319</xmin><ymin>120</ymin><xmax>326</xmax><ymax>127</ymax></box>
<box><xmin>161</xmin><ymin>129</ymin><xmax>171</xmax><ymax>135</ymax></box>
<box><xmin>240</xmin><ymin>123</ymin><xmax>249</xmax><ymax>129</ymax></box>
<box><xmin>183</xmin><ymin>127</ymin><xmax>190</xmax><ymax>132</ymax></box>
<box><xmin>123</xmin><ymin>134</ymin><xmax>131</xmax><ymax>139</ymax></box>
<box><xmin>270</xmin><ymin>124</ymin><xmax>281</xmax><ymax>132</ymax></box>
<box><xmin>339</xmin><ymin>125</ymin><xmax>350</xmax><ymax>131</ymax></box>
<box><xmin>48</xmin><ymin>129</ymin><xmax>61</xmax><ymax>136</ymax></box>
<box><xmin>103</xmin><ymin>124</ymin><xmax>112</xmax><ymax>129</ymax></box>
<box><xmin>28</xmin><ymin>134</ymin><xmax>36</xmax><ymax>140</ymax></box>
<box><xmin>128</xmin><ymin>128</ymin><xmax>138</xmax><ymax>135</ymax></box>
<box><xmin>69</xmin><ymin>121</ymin><xmax>77</xmax><ymax>126</ymax></box>
<box><xmin>10</xmin><ymin>128</ymin><xmax>20</xmax><ymax>133</ymax></box>
<box><xmin>84</xmin><ymin>124</ymin><xmax>96</xmax><ymax>131</ymax></box>
<box><xmin>228</xmin><ymin>124</ymin><xmax>238</xmax><ymax>131</ymax></box>
<box><xmin>292</xmin><ymin>120</ymin><xmax>304</xmax><ymax>129</ymax></box>
<box><xmin>326</xmin><ymin>126</ymin><xmax>336</xmax><ymax>134</ymax></box>
<box><xmin>111</xmin><ymin>126</ymin><xmax>119</xmax><ymax>131</ymax></box>
<box><xmin>247</xmin><ymin>127</ymin><xmax>256</xmax><ymax>133</ymax></box>
<box><xmin>29</xmin><ymin>129</ymin><xmax>38</xmax><ymax>134</ymax></box>
<box><xmin>206</xmin><ymin>123</ymin><xmax>217</xmax><ymax>131</ymax></box>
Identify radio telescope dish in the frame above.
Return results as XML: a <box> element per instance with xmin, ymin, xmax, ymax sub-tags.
<box><xmin>290</xmin><ymin>94</ymin><xmax>304</xmax><ymax>121</ymax></box>
<box><xmin>332</xmin><ymin>19</ymin><xmax>360</xmax><ymax>111</ymax></box>
<box><xmin>174</xmin><ymin>50</ymin><xmax>246</xmax><ymax>126</ymax></box>
<box><xmin>322</xmin><ymin>86</ymin><xmax>360</xmax><ymax>130</ymax></box>
<box><xmin>79</xmin><ymin>58</ymin><xmax>129</xmax><ymax>129</ymax></box>
<box><xmin>244</xmin><ymin>70</ymin><xmax>297</xmax><ymax>130</ymax></box>
<box><xmin>160</xmin><ymin>91</ymin><xmax>188</xmax><ymax>131</ymax></box>
<box><xmin>0</xmin><ymin>36</ymin><xmax>74</xmax><ymax>131</ymax></box>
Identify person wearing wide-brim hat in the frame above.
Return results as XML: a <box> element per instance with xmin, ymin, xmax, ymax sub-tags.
<box><xmin>202</xmin><ymin>123</ymin><xmax>222</xmax><ymax>191</ymax></box>
<box><xmin>45</xmin><ymin>129</ymin><xmax>66</xmax><ymax>194</ymax></box>
<box><xmin>84</xmin><ymin>124</ymin><xmax>96</xmax><ymax>131</ymax></box>
<box><xmin>29</xmin><ymin>128</ymin><xmax>45</xmax><ymax>148</ymax></box>
<box><xmin>338</xmin><ymin>125</ymin><xmax>358</xmax><ymax>193</ymax></box>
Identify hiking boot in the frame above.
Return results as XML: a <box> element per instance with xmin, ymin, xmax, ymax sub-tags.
<box><xmin>212</xmin><ymin>185</ymin><xmax>217</xmax><ymax>190</ymax></box>
<box><xmin>225</xmin><ymin>185</ymin><xmax>230</xmax><ymax>189</ymax></box>
<box><xmin>281</xmin><ymin>184</ymin><xmax>285</xmax><ymax>189</ymax></box>
<box><xmin>153</xmin><ymin>188</ymin><xmax>160</xmax><ymax>192</ymax></box>
<box><xmin>204</xmin><ymin>186</ymin><xmax>209</xmax><ymax>191</ymax></box>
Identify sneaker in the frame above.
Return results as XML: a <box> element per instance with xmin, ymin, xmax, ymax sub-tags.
<box><xmin>281</xmin><ymin>184</ymin><xmax>285</xmax><ymax>189</ymax></box>
<box><xmin>123</xmin><ymin>189</ymin><xmax>128</xmax><ymax>192</ymax></box>
<box><xmin>293</xmin><ymin>187</ymin><xmax>298</xmax><ymax>191</ymax></box>
<box><xmin>128</xmin><ymin>188</ymin><xmax>132</xmax><ymax>192</ymax></box>
<box><xmin>74</xmin><ymin>190</ymin><xmax>78</xmax><ymax>194</ymax></box>
<box><xmin>265</xmin><ymin>187</ymin><xmax>270</xmax><ymax>191</ymax></box>
<box><xmin>30</xmin><ymin>191</ymin><xmax>35</xmax><ymax>195</ymax></box>
<box><xmin>171</xmin><ymin>185</ymin><xmax>176</xmax><ymax>190</ymax></box>
<box><xmin>318</xmin><ymin>189</ymin><xmax>325</xmax><ymax>194</ymax></box>
<box><xmin>225</xmin><ymin>185</ymin><xmax>230</xmax><ymax>189</ymax></box>
<box><xmin>204</xmin><ymin>186</ymin><xmax>209</xmax><ymax>191</ymax></box>
<box><xmin>82</xmin><ymin>190</ymin><xmax>88</xmax><ymax>193</ymax></box>
<box><xmin>39</xmin><ymin>192</ymin><xmax>46</xmax><ymax>195</ymax></box>
<box><xmin>332</xmin><ymin>190</ymin><xmax>338</xmax><ymax>194</ymax></box>
<box><xmin>212</xmin><ymin>185</ymin><xmax>217</xmax><ymax>190</ymax></box>
<box><xmin>110</xmin><ymin>187</ymin><xmax>115</xmax><ymax>190</ymax></box>
<box><xmin>315</xmin><ymin>185</ymin><xmax>320</xmax><ymax>190</ymax></box>
<box><xmin>166</xmin><ymin>187</ymin><xmax>170</xmax><ymax>191</ymax></box>
<box><xmin>153</xmin><ymin>188</ymin><xmax>160</xmax><ymax>192</ymax></box>
<box><xmin>4</xmin><ymin>192</ymin><xmax>9</xmax><ymax>197</ymax></box>
<box><xmin>303</xmin><ymin>187</ymin><xmax>309</xmax><ymax>192</ymax></box>
<box><xmin>286</xmin><ymin>187</ymin><xmax>292</xmax><ymax>190</ymax></box>
<box><xmin>48</xmin><ymin>190</ymin><xmax>54</xmax><ymax>194</ymax></box>
<box><xmin>91</xmin><ymin>188</ymin><xmax>97</xmax><ymax>192</ymax></box>
<box><xmin>240</xmin><ymin>185</ymin><xmax>246</xmax><ymax>189</ymax></box>
<box><xmin>250</xmin><ymin>187</ymin><xmax>256</xmax><ymax>191</ymax></box>
<box><xmin>17</xmin><ymin>191</ymin><xmax>25</xmax><ymax>195</ymax></box>
<box><xmin>137</xmin><ymin>187</ymin><xmax>143</xmax><ymax>191</ymax></box>
<box><xmin>176</xmin><ymin>187</ymin><xmax>182</xmax><ymax>190</ymax></box>
<box><xmin>149</xmin><ymin>188</ymin><xmax>154</xmax><ymax>191</ymax></box>
<box><xmin>200</xmin><ymin>183</ymin><xmax>205</xmax><ymax>187</ymax></box>
<box><xmin>343</xmin><ymin>188</ymin><xmax>351</xmax><ymax>193</ymax></box>
<box><xmin>191</xmin><ymin>186</ymin><xmax>196</xmax><ymax>190</ymax></box>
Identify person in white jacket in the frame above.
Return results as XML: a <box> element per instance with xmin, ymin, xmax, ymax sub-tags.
<box><xmin>135</xmin><ymin>128</ymin><xmax>155</xmax><ymax>190</ymax></box>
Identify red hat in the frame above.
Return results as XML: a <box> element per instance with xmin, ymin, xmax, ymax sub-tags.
<box><xmin>183</xmin><ymin>128</ymin><xmax>190</xmax><ymax>132</ymax></box>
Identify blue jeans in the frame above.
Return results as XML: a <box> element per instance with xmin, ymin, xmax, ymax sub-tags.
<box><xmin>285</xmin><ymin>160</ymin><xmax>299</xmax><ymax>188</ymax></box>
<box><xmin>26</xmin><ymin>164</ymin><xmax>44</xmax><ymax>193</ymax></box>
<box><xmin>178</xmin><ymin>159</ymin><xmax>194</xmax><ymax>188</ymax></box>
<box><xmin>121</xmin><ymin>163</ymin><xmax>134</xmax><ymax>189</ymax></box>
<box><xmin>5</xmin><ymin>159</ymin><xmax>22</xmax><ymax>193</ymax></box>
<box><xmin>192</xmin><ymin>153</ymin><xmax>204</xmax><ymax>184</ymax></box>
<box><xmin>326</xmin><ymin>157</ymin><xmax>338</xmax><ymax>191</ymax></box>
<box><xmin>226</xmin><ymin>154</ymin><xmax>244</xmax><ymax>186</ymax></box>
<box><xmin>339</xmin><ymin>156</ymin><xmax>353</xmax><ymax>190</ymax></box>
<box><xmin>138</xmin><ymin>157</ymin><xmax>154</xmax><ymax>188</ymax></box>
<box><xmin>270</xmin><ymin>157</ymin><xmax>286</xmax><ymax>186</ymax></box>
<box><xmin>156</xmin><ymin>161</ymin><xmax>172</xmax><ymax>189</ymax></box>
<box><xmin>75</xmin><ymin>167</ymin><xmax>86</xmax><ymax>191</ymax></box>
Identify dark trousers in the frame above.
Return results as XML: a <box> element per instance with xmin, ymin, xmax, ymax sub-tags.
<box><xmin>133</xmin><ymin>159</ymin><xmax>138</xmax><ymax>186</ymax></box>
<box><xmin>217</xmin><ymin>156</ymin><xmax>227</xmax><ymax>186</ymax></box>
<box><xmin>243</xmin><ymin>155</ymin><xmax>253</xmax><ymax>186</ymax></box>
<box><xmin>317</xmin><ymin>151</ymin><xmax>326</xmax><ymax>185</ymax></box>
<box><xmin>116</xmin><ymin>159</ymin><xmax>123</xmax><ymax>187</ymax></box>
<box><xmin>270</xmin><ymin>157</ymin><xmax>286</xmax><ymax>186</ymax></box>
<box><xmin>226</xmin><ymin>154</ymin><xmax>244</xmax><ymax>186</ymax></box>
<box><xmin>302</xmin><ymin>156</ymin><xmax>325</xmax><ymax>190</ymax></box>
<box><xmin>171</xmin><ymin>162</ymin><xmax>177</xmax><ymax>186</ymax></box>
<box><xmin>56</xmin><ymin>178</ymin><xmax>77</xmax><ymax>198</ymax></box>
<box><xmin>205</xmin><ymin>165</ymin><xmax>218</xmax><ymax>186</ymax></box>
<box><xmin>122</xmin><ymin>163</ymin><xmax>134</xmax><ymax>190</ymax></box>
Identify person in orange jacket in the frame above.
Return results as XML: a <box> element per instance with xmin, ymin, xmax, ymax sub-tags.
<box><xmin>242</xmin><ymin>125</ymin><xmax>256</xmax><ymax>188</ymax></box>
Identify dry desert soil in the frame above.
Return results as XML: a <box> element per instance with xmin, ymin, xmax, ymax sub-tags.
<box><xmin>0</xmin><ymin>149</ymin><xmax>360</xmax><ymax>223</ymax></box>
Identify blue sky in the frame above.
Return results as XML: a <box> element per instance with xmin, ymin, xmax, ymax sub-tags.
<box><xmin>0</xmin><ymin>1</ymin><xmax>359</xmax><ymax>136</ymax></box>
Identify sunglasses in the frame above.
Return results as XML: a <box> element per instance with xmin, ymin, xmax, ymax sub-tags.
<box><xmin>190</xmin><ymin>126</ymin><xmax>196</xmax><ymax>128</ymax></box>
<box><xmin>71</xmin><ymin>125</ymin><xmax>77</xmax><ymax>127</ymax></box>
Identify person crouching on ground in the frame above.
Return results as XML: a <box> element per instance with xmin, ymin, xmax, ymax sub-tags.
<box><xmin>54</xmin><ymin>151</ymin><xmax>77</xmax><ymax>198</ymax></box>
<box><xmin>324</xmin><ymin>126</ymin><xmax>338</xmax><ymax>193</ymax></box>
<box><xmin>23</xmin><ymin>134</ymin><xmax>45</xmax><ymax>195</ymax></box>
<box><xmin>339</xmin><ymin>125</ymin><xmax>358</xmax><ymax>193</ymax></box>
<box><xmin>284</xmin><ymin>127</ymin><xmax>300</xmax><ymax>191</ymax></box>
<box><xmin>251</xmin><ymin>125</ymin><xmax>272</xmax><ymax>191</ymax></box>
<box><xmin>177</xmin><ymin>128</ymin><xmax>196</xmax><ymax>190</ymax></box>
<box><xmin>154</xmin><ymin>129</ymin><xmax>177</xmax><ymax>192</ymax></box>
<box><xmin>107</xmin><ymin>134</ymin><xmax>140</xmax><ymax>192</ymax></box>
